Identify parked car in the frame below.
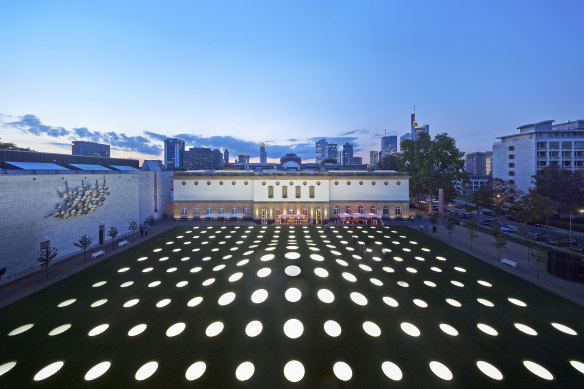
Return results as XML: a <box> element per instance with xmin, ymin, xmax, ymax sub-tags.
<box><xmin>482</xmin><ymin>210</ymin><xmax>495</xmax><ymax>216</ymax></box>
<box><xmin>535</xmin><ymin>233</ymin><xmax>550</xmax><ymax>241</ymax></box>
<box><xmin>500</xmin><ymin>224</ymin><xmax>518</xmax><ymax>233</ymax></box>
<box><xmin>480</xmin><ymin>219</ymin><xmax>494</xmax><ymax>227</ymax></box>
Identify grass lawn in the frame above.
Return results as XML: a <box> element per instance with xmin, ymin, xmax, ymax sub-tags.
<box><xmin>1</xmin><ymin>224</ymin><xmax>583</xmax><ymax>388</ymax></box>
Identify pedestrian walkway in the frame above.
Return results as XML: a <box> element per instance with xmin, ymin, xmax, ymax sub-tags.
<box><xmin>411</xmin><ymin>221</ymin><xmax>584</xmax><ymax>308</ymax></box>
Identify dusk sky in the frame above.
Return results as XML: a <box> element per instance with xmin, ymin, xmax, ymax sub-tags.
<box><xmin>1</xmin><ymin>0</ymin><xmax>582</xmax><ymax>163</ymax></box>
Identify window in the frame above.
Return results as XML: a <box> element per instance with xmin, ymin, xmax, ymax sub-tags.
<box><xmin>194</xmin><ymin>207</ymin><xmax>200</xmax><ymax>216</ymax></box>
<box><xmin>232</xmin><ymin>207</ymin><xmax>237</xmax><ymax>214</ymax></box>
<box><xmin>219</xmin><ymin>207</ymin><xmax>224</xmax><ymax>214</ymax></box>
<box><xmin>333</xmin><ymin>206</ymin><xmax>339</xmax><ymax>214</ymax></box>
<box><xmin>370</xmin><ymin>206</ymin><xmax>376</xmax><ymax>213</ymax></box>
<box><xmin>282</xmin><ymin>186</ymin><xmax>288</xmax><ymax>198</ymax></box>
<box><xmin>295</xmin><ymin>186</ymin><xmax>301</xmax><ymax>198</ymax></box>
<box><xmin>347</xmin><ymin>181</ymin><xmax>351</xmax><ymax>185</ymax></box>
<box><xmin>372</xmin><ymin>181</ymin><xmax>376</xmax><ymax>185</ymax></box>
<box><xmin>219</xmin><ymin>181</ymin><xmax>223</xmax><ymax>185</ymax></box>
<box><xmin>334</xmin><ymin>181</ymin><xmax>339</xmax><ymax>185</ymax></box>
<box><xmin>206</xmin><ymin>206</ymin><xmax>212</xmax><ymax>215</ymax></box>
<box><xmin>508</xmin><ymin>163</ymin><xmax>515</xmax><ymax>168</ymax></box>
<box><xmin>289</xmin><ymin>208</ymin><xmax>294</xmax><ymax>215</ymax></box>
<box><xmin>549</xmin><ymin>151</ymin><xmax>559</xmax><ymax>158</ymax></box>
<box><xmin>537</xmin><ymin>142</ymin><xmax>547</xmax><ymax>149</ymax></box>
<box><xmin>194</xmin><ymin>181</ymin><xmax>198</xmax><ymax>185</ymax></box>
<box><xmin>395</xmin><ymin>206</ymin><xmax>401</xmax><ymax>216</ymax></box>
<box><xmin>302</xmin><ymin>209</ymin><xmax>308</xmax><ymax>218</ymax></box>
<box><xmin>562</xmin><ymin>142</ymin><xmax>572</xmax><ymax>149</ymax></box>
<box><xmin>537</xmin><ymin>151</ymin><xmax>546</xmax><ymax>158</ymax></box>
<box><xmin>243</xmin><ymin>206</ymin><xmax>250</xmax><ymax>215</ymax></box>
<box><xmin>509</xmin><ymin>171</ymin><xmax>515</xmax><ymax>176</ymax></box>
<box><xmin>275</xmin><ymin>208</ymin><xmax>281</xmax><ymax>217</ymax></box>
<box><xmin>383</xmin><ymin>206</ymin><xmax>389</xmax><ymax>215</ymax></box>
<box><xmin>181</xmin><ymin>181</ymin><xmax>186</xmax><ymax>185</ymax></box>
<box><xmin>268</xmin><ymin>186</ymin><xmax>274</xmax><ymax>198</ymax></box>
<box><xmin>562</xmin><ymin>151</ymin><xmax>571</xmax><ymax>158</ymax></box>
<box><xmin>508</xmin><ymin>146</ymin><xmax>515</xmax><ymax>151</ymax></box>
<box><xmin>549</xmin><ymin>142</ymin><xmax>560</xmax><ymax>149</ymax></box>
<box><xmin>232</xmin><ymin>181</ymin><xmax>236</xmax><ymax>185</ymax></box>
<box><xmin>562</xmin><ymin>160</ymin><xmax>572</xmax><ymax>167</ymax></box>
<box><xmin>181</xmin><ymin>206</ymin><xmax>188</xmax><ymax>217</ymax></box>
<box><xmin>537</xmin><ymin>161</ymin><xmax>547</xmax><ymax>167</ymax></box>
<box><xmin>508</xmin><ymin>154</ymin><xmax>515</xmax><ymax>159</ymax></box>
<box><xmin>345</xmin><ymin>206</ymin><xmax>351</xmax><ymax>213</ymax></box>
<box><xmin>289</xmin><ymin>181</ymin><xmax>294</xmax><ymax>185</ymax></box>
<box><xmin>309</xmin><ymin>186</ymin><xmax>315</xmax><ymax>198</ymax></box>
<box><xmin>509</xmin><ymin>180</ymin><xmax>515</xmax><ymax>185</ymax></box>
<box><xmin>358</xmin><ymin>206</ymin><xmax>363</xmax><ymax>213</ymax></box>
<box><xmin>359</xmin><ymin>181</ymin><xmax>363</xmax><ymax>185</ymax></box>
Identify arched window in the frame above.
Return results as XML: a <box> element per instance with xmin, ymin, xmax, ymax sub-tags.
<box><xmin>282</xmin><ymin>186</ymin><xmax>288</xmax><ymax>198</ymax></box>
<box><xmin>268</xmin><ymin>186</ymin><xmax>274</xmax><ymax>198</ymax></box>
<box><xmin>181</xmin><ymin>206</ymin><xmax>188</xmax><ymax>217</ymax></box>
<box><xmin>219</xmin><ymin>207</ymin><xmax>224</xmax><ymax>214</ymax></box>
<box><xmin>383</xmin><ymin>206</ymin><xmax>389</xmax><ymax>215</ymax></box>
<box><xmin>243</xmin><ymin>206</ymin><xmax>250</xmax><ymax>215</ymax></box>
<box><xmin>295</xmin><ymin>186</ymin><xmax>301</xmax><ymax>198</ymax></box>
<box><xmin>358</xmin><ymin>206</ymin><xmax>363</xmax><ymax>213</ymax></box>
<box><xmin>370</xmin><ymin>206</ymin><xmax>376</xmax><ymax>213</ymax></box>
<box><xmin>395</xmin><ymin>206</ymin><xmax>401</xmax><ymax>216</ymax></box>
<box><xmin>309</xmin><ymin>186</ymin><xmax>315</xmax><ymax>198</ymax></box>
<box><xmin>232</xmin><ymin>207</ymin><xmax>237</xmax><ymax>214</ymax></box>
<box><xmin>194</xmin><ymin>207</ymin><xmax>200</xmax><ymax>216</ymax></box>
<box><xmin>346</xmin><ymin>206</ymin><xmax>351</xmax><ymax>213</ymax></box>
<box><xmin>206</xmin><ymin>206</ymin><xmax>212</xmax><ymax>214</ymax></box>
<box><xmin>333</xmin><ymin>206</ymin><xmax>339</xmax><ymax>214</ymax></box>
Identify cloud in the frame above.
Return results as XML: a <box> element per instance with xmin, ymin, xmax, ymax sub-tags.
<box><xmin>9</xmin><ymin>114</ymin><xmax>69</xmax><ymax>137</ymax></box>
<box><xmin>144</xmin><ymin>131</ymin><xmax>169</xmax><ymax>141</ymax></box>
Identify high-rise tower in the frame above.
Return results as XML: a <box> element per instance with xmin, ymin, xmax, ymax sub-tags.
<box><xmin>164</xmin><ymin>138</ymin><xmax>185</xmax><ymax>170</ymax></box>
<box><xmin>259</xmin><ymin>143</ymin><xmax>267</xmax><ymax>163</ymax></box>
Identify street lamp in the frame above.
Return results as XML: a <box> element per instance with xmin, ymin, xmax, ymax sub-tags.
<box><xmin>569</xmin><ymin>209</ymin><xmax>584</xmax><ymax>248</ymax></box>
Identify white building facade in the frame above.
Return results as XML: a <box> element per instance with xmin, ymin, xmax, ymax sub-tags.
<box><xmin>173</xmin><ymin>171</ymin><xmax>410</xmax><ymax>223</ymax></box>
<box><xmin>492</xmin><ymin>120</ymin><xmax>584</xmax><ymax>193</ymax></box>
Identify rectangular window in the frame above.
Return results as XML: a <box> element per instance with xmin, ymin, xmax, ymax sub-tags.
<box><xmin>232</xmin><ymin>207</ymin><xmax>237</xmax><ymax>214</ymax></box>
<box><xmin>181</xmin><ymin>206</ymin><xmax>188</xmax><ymax>217</ymax></box>
<box><xmin>549</xmin><ymin>142</ymin><xmax>560</xmax><ymax>149</ymax></box>
<box><xmin>219</xmin><ymin>207</ymin><xmax>224</xmax><ymax>214</ymax></box>
<box><xmin>243</xmin><ymin>206</ymin><xmax>250</xmax><ymax>215</ymax></box>
<box><xmin>549</xmin><ymin>151</ymin><xmax>559</xmax><ymax>158</ymax></box>
<box><xmin>206</xmin><ymin>206</ymin><xmax>212</xmax><ymax>214</ymax></box>
<box><xmin>282</xmin><ymin>186</ymin><xmax>288</xmax><ymax>198</ymax></box>
<box><xmin>508</xmin><ymin>163</ymin><xmax>515</xmax><ymax>168</ymax></box>
<box><xmin>508</xmin><ymin>154</ymin><xmax>515</xmax><ymax>160</ymax></box>
<box><xmin>537</xmin><ymin>142</ymin><xmax>547</xmax><ymax>149</ymax></box>
<box><xmin>562</xmin><ymin>151</ymin><xmax>571</xmax><ymax>158</ymax></box>
<box><xmin>295</xmin><ymin>186</ymin><xmax>301</xmax><ymax>198</ymax></box>
<box><xmin>345</xmin><ymin>206</ymin><xmax>351</xmax><ymax>213</ymax></box>
<box><xmin>575</xmin><ymin>151</ymin><xmax>584</xmax><ymax>158</ymax></box>
<box><xmin>268</xmin><ymin>186</ymin><xmax>274</xmax><ymax>198</ymax></box>
<box><xmin>309</xmin><ymin>186</ymin><xmax>315</xmax><ymax>198</ymax></box>
<box><xmin>537</xmin><ymin>161</ymin><xmax>547</xmax><ymax>167</ymax></box>
<box><xmin>537</xmin><ymin>151</ymin><xmax>546</xmax><ymax>158</ymax></box>
<box><xmin>508</xmin><ymin>146</ymin><xmax>515</xmax><ymax>151</ymax></box>
<box><xmin>395</xmin><ymin>206</ymin><xmax>401</xmax><ymax>216</ymax></box>
<box><xmin>562</xmin><ymin>141</ymin><xmax>572</xmax><ymax>149</ymax></box>
<box><xmin>509</xmin><ymin>180</ymin><xmax>515</xmax><ymax>185</ymax></box>
<box><xmin>194</xmin><ymin>207</ymin><xmax>200</xmax><ymax>216</ymax></box>
<box><xmin>562</xmin><ymin>160</ymin><xmax>571</xmax><ymax>167</ymax></box>
<box><xmin>509</xmin><ymin>171</ymin><xmax>515</xmax><ymax>176</ymax></box>
<box><xmin>575</xmin><ymin>141</ymin><xmax>584</xmax><ymax>149</ymax></box>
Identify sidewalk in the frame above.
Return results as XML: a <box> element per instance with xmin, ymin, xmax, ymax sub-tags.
<box><xmin>412</xmin><ymin>221</ymin><xmax>584</xmax><ymax>308</ymax></box>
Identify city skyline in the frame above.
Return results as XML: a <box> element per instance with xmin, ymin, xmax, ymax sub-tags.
<box><xmin>1</xmin><ymin>1</ymin><xmax>583</xmax><ymax>163</ymax></box>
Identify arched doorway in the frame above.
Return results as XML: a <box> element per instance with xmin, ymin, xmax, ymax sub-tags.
<box><xmin>316</xmin><ymin>208</ymin><xmax>322</xmax><ymax>224</ymax></box>
<box><xmin>261</xmin><ymin>208</ymin><xmax>268</xmax><ymax>224</ymax></box>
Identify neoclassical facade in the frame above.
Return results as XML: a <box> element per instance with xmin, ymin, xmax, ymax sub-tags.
<box><xmin>172</xmin><ymin>171</ymin><xmax>409</xmax><ymax>223</ymax></box>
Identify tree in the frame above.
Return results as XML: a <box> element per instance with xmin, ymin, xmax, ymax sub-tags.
<box><xmin>517</xmin><ymin>227</ymin><xmax>533</xmax><ymax>262</ymax></box>
<box><xmin>128</xmin><ymin>220</ymin><xmax>138</xmax><ymax>241</ymax></box>
<box><xmin>107</xmin><ymin>226</ymin><xmax>119</xmax><ymax>249</ymax></box>
<box><xmin>145</xmin><ymin>215</ymin><xmax>155</xmax><ymax>229</ymax></box>
<box><xmin>376</xmin><ymin>154</ymin><xmax>399</xmax><ymax>171</ymax></box>
<box><xmin>511</xmin><ymin>188</ymin><xmax>556</xmax><ymax>225</ymax></box>
<box><xmin>534</xmin><ymin>165</ymin><xmax>583</xmax><ymax>215</ymax></box>
<box><xmin>446</xmin><ymin>213</ymin><xmax>459</xmax><ymax>240</ymax></box>
<box><xmin>397</xmin><ymin>132</ymin><xmax>466</xmax><ymax>207</ymax></box>
<box><xmin>0</xmin><ymin>267</ymin><xmax>6</xmax><ymax>279</ymax></box>
<box><xmin>466</xmin><ymin>218</ymin><xmax>478</xmax><ymax>249</ymax></box>
<box><xmin>429</xmin><ymin>211</ymin><xmax>440</xmax><ymax>232</ymax></box>
<box><xmin>321</xmin><ymin>158</ymin><xmax>337</xmax><ymax>164</ymax></box>
<box><xmin>37</xmin><ymin>247</ymin><xmax>58</xmax><ymax>280</ymax></box>
<box><xmin>0</xmin><ymin>139</ymin><xmax>34</xmax><ymax>151</ymax></box>
<box><xmin>492</xmin><ymin>222</ymin><xmax>507</xmax><ymax>259</ymax></box>
<box><xmin>472</xmin><ymin>184</ymin><xmax>495</xmax><ymax>217</ymax></box>
<box><xmin>74</xmin><ymin>234</ymin><xmax>92</xmax><ymax>263</ymax></box>
<box><xmin>491</xmin><ymin>178</ymin><xmax>521</xmax><ymax>217</ymax></box>
<box><xmin>531</xmin><ymin>245</ymin><xmax>548</xmax><ymax>279</ymax></box>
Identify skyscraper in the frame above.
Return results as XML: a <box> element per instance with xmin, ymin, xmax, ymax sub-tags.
<box><xmin>315</xmin><ymin>139</ymin><xmax>327</xmax><ymax>164</ymax></box>
<box><xmin>184</xmin><ymin>147</ymin><xmax>223</xmax><ymax>170</ymax></box>
<box><xmin>326</xmin><ymin>144</ymin><xmax>338</xmax><ymax>162</ymax></box>
<box><xmin>380</xmin><ymin>131</ymin><xmax>398</xmax><ymax>158</ymax></box>
<box><xmin>164</xmin><ymin>138</ymin><xmax>185</xmax><ymax>170</ymax></box>
<box><xmin>370</xmin><ymin>151</ymin><xmax>380</xmax><ymax>167</ymax></box>
<box><xmin>259</xmin><ymin>143</ymin><xmax>267</xmax><ymax>163</ymax></box>
<box><xmin>224</xmin><ymin>149</ymin><xmax>230</xmax><ymax>165</ymax></box>
<box><xmin>401</xmin><ymin>108</ymin><xmax>430</xmax><ymax>142</ymax></box>
<box><xmin>342</xmin><ymin>143</ymin><xmax>353</xmax><ymax>165</ymax></box>
<box><xmin>72</xmin><ymin>141</ymin><xmax>110</xmax><ymax>158</ymax></box>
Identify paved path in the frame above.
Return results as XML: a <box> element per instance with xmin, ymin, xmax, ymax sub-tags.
<box><xmin>407</xmin><ymin>221</ymin><xmax>584</xmax><ymax>307</ymax></box>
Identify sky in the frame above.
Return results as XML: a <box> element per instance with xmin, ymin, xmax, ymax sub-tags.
<box><xmin>1</xmin><ymin>0</ymin><xmax>583</xmax><ymax>164</ymax></box>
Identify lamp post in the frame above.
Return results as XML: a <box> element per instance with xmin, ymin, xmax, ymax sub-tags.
<box><xmin>569</xmin><ymin>210</ymin><xmax>584</xmax><ymax>248</ymax></box>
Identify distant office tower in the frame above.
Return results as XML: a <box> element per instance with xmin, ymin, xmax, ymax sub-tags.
<box><xmin>351</xmin><ymin>157</ymin><xmax>362</xmax><ymax>165</ymax></box>
<box><xmin>401</xmin><ymin>108</ymin><xmax>430</xmax><ymax>143</ymax></box>
<box><xmin>342</xmin><ymin>143</ymin><xmax>354</xmax><ymax>165</ymax></box>
<box><xmin>326</xmin><ymin>143</ymin><xmax>338</xmax><ymax>162</ymax></box>
<box><xmin>465</xmin><ymin>151</ymin><xmax>493</xmax><ymax>175</ymax></box>
<box><xmin>71</xmin><ymin>141</ymin><xmax>110</xmax><ymax>158</ymax></box>
<box><xmin>380</xmin><ymin>132</ymin><xmax>398</xmax><ymax>158</ymax></box>
<box><xmin>370</xmin><ymin>151</ymin><xmax>380</xmax><ymax>166</ymax></box>
<box><xmin>238</xmin><ymin>154</ymin><xmax>250</xmax><ymax>164</ymax></box>
<box><xmin>184</xmin><ymin>147</ymin><xmax>223</xmax><ymax>170</ymax></box>
<box><xmin>224</xmin><ymin>149</ymin><xmax>230</xmax><ymax>165</ymax></box>
<box><xmin>315</xmin><ymin>139</ymin><xmax>327</xmax><ymax>163</ymax></box>
<box><xmin>259</xmin><ymin>142</ymin><xmax>267</xmax><ymax>163</ymax></box>
<box><xmin>164</xmin><ymin>138</ymin><xmax>185</xmax><ymax>170</ymax></box>
<box><xmin>280</xmin><ymin>153</ymin><xmax>302</xmax><ymax>165</ymax></box>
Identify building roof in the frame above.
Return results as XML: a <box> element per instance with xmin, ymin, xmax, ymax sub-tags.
<box><xmin>109</xmin><ymin>165</ymin><xmax>140</xmax><ymax>171</ymax></box>
<box><xmin>4</xmin><ymin>161</ymin><xmax>69</xmax><ymax>170</ymax></box>
<box><xmin>69</xmin><ymin>164</ymin><xmax>112</xmax><ymax>171</ymax></box>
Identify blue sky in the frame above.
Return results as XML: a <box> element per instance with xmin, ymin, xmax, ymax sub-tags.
<box><xmin>1</xmin><ymin>0</ymin><xmax>583</xmax><ymax>163</ymax></box>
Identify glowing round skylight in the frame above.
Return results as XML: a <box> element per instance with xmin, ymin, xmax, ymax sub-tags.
<box><xmin>477</xmin><ymin>298</ymin><xmax>494</xmax><ymax>307</ymax></box>
<box><xmin>235</xmin><ymin>361</ymin><xmax>255</xmax><ymax>381</ymax></box>
<box><xmin>508</xmin><ymin>297</ymin><xmax>527</xmax><ymax>307</ymax></box>
<box><xmin>439</xmin><ymin>323</ymin><xmax>458</xmax><ymax>336</ymax></box>
<box><xmin>202</xmin><ymin>278</ymin><xmax>215</xmax><ymax>286</ymax></box>
<box><xmin>350</xmin><ymin>292</ymin><xmax>368</xmax><ymax>306</ymax></box>
<box><xmin>285</xmin><ymin>252</ymin><xmax>301</xmax><ymax>259</ymax></box>
<box><xmin>237</xmin><ymin>259</ymin><xmax>249</xmax><ymax>266</ymax></box>
<box><xmin>187</xmin><ymin>297</ymin><xmax>203</xmax><ymax>307</ymax></box>
<box><xmin>49</xmin><ymin>324</ymin><xmax>71</xmax><ymax>336</ymax></box>
<box><xmin>84</xmin><ymin>361</ymin><xmax>111</xmax><ymax>381</ymax></box>
<box><xmin>431</xmin><ymin>267</ymin><xmax>442</xmax><ymax>272</ymax></box>
<box><xmin>218</xmin><ymin>292</ymin><xmax>236</xmax><ymax>306</ymax></box>
<box><xmin>190</xmin><ymin>267</ymin><xmax>202</xmax><ymax>273</ymax></box>
<box><xmin>477</xmin><ymin>280</ymin><xmax>492</xmax><ymax>287</ymax></box>
<box><xmin>148</xmin><ymin>281</ymin><xmax>161</xmax><ymax>287</ymax></box>
<box><xmin>429</xmin><ymin>361</ymin><xmax>453</xmax><ymax>381</ymax></box>
<box><xmin>451</xmin><ymin>280</ymin><xmax>464</xmax><ymax>287</ymax></box>
<box><xmin>260</xmin><ymin>254</ymin><xmax>275</xmax><ymax>262</ymax></box>
<box><xmin>513</xmin><ymin>322</ymin><xmax>537</xmax><ymax>336</ymax></box>
<box><xmin>363</xmin><ymin>321</ymin><xmax>381</xmax><ymax>337</ymax></box>
<box><xmin>381</xmin><ymin>361</ymin><xmax>403</xmax><ymax>381</ymax></box>
<box><xmin>34</xmin><ymin>361</ymin><xmax>64</xmax><ymax>381</ymax></box>
<box><xmin>333</xmin><ymin>361</ymin><xmax>353</xmax><ymax>381</ymax></box>
<box><xmin>118</xmin><ymin>267</ymin><xmax>130</xmax><ymax>273</ymax></box>
<box><xmin>142</xmin><ymin>267</ymin><xmax>153</xmax><ymax>273</ymax></box>
<box><xmin>284</xmin><ymin>360</ymin><xmax>305</xmax><ymax>382</ymax></box>
<box><xmin>92</xmin><ymin>281</ymin><xmax>107</xmax><ymax>287</ymax></box>
<box><xmin>415</xmin><ymin>256</ymin><xmax>425</xmax><ymax>261</ymax></box>
<box><xmin>257</xmin><ymin>267</ymin><xmax>271</xmax><ymax>278</ymax></box>
<box><xmin>8</xmin><ymin>323</ymin><xmax>34</xmax><ymax>336</ymax></box>
<box><xmin>128</xmin><ymin>324</ymin><xmax>147</xmax><ymax>336</ymax></box>
<box><xmin>120</xmin><ymin>281</ymin><xmax>134</xmax><ymax>288</ymax></box>
<box><xmin>58</xmin><ymin>299</ymin><xmax>76</xmax><ymax>307</ymax></box>
<box><xmin>382</xmin><ymin>266</ymin><xmax>395</xmax><ymax>273</ymax></box>
<box><xmin>283</xmin><ymin>319</ymin><xmax>304</xmax><ymax>339</ymax></box>
<box><xmin>406</xmin><ymin>267</ymin><xmax>417</xmax><ymax>273</ymax></box>
<box><xmin>228</xmin><ymin>272</ymin><xmax>243</xmax><ymax>282</ymax></box>
<box><xmin>359</xmin><ymin>264</ymin><xmax>372</xmax><ymax>272</ymax></box>
<box><xmin>137</xmin><ymin>256</ymin><xmax>148</xmax><ymax>261</ymax></box>
<box><xmin>166</xmin><ymin>322</ymin><xmax>186</xmax><ymax>337</ymax></box>
<box><xmin>213</xmin><ymin>264</ymin><xmax>226</xmax><ymax>272</ymax></box>
<box><xmin>135</xmin><ymin>361</ymin><xmax>158</xmax><ymax>381</ymax></box>
<box><xmin>123</xmin><ymin>299</ymin><xmax>139</xmax><ymax>308</ymax></box>
<box><xmin>551</xmin><ymin>322</ymin><xmax>577</xmax><ymax>335</ymax></box>
<box><xmin>397</xmin><ymin>281</ymin><xmax>409</xmax><ymax>288</ymax></box>
<box><xmin>523</xmin><ymin>360</ymin><xmax>553</xmax><ymax>380</ymax></box>
<box><xmin>245</xmin><ymin>320</ymin><xmax>263</xmax><ymax>337</ymax></box>
<box><xmin>383</xmin><ymin>296</ymin><xmax>399</xmax><ymax>307</ymax></box>
<box><xmin>310</xmin><ymin>254</ymin><xmax>325</xmax><ymax>261</ymax></box>
<box><xmin>323</xmin><ymin>320</ymin><xmax>342</xmax><ymax>337</ymax></box>
<box><xmin>285</xmin><ymin>288</ymin><xmax>302</xmax><ymax>302</ymax></box>
<box><xmin>413</xmin><ymin>299</ymin><xmax>428</xmax><ymax>308</ymax></box>
<box><xmin>446</xmin><ymin>298</ymin><xmax>461</xmax><ymax>307</ymax></box>
<box><xmin>0</xmin><ymin>361</ymin><xmax>17</xmax><ymax>377</ymax></box>
<box><xmin>185</xmin><ymin>361</ymin><xmax>206</xmax><ymax>381</ymax></box>
<box><xmin>156</xmin><ymin>299</ymin><xmax>171</xmax><ymax>308</ymax></box>
<box><xmin>477</xmin><ymin>323</ymin><xmax>498</xmax><ymax>336</ymax></box>
<box><xmin>251</xmin><ymin>289</ymin><xmax>268</xmax><ymax>303</ymax></box>
<box><xmin>205</xmin><ymin>321</ymin><xmax>224</xmax><ymax>337</ymax></box>
<box><xmin>372</xmin><ymin>256</ymin><xmax>381</xmax><ymax>261</ymax></box>
<box><xmin>336</xmin><ymin>259</ymin><xmax>348</xmax><ymax>266</ymax></box>
<box><xmin>317</xmin><ymin>289</ymin><xmax>335</xmax><ymax>303</ymax></box>
<box><xmin>401</xmin><ymin>322</ymin><xmax>420</xmax><ymax>337</ymax></box>
<box><xmin>88</xmin><ymin>324</ymin><xmax>109</xmax><ymax>336</ymax></box>
<box><xmin>369</xmin><ymin>278</ymin><xmax>383</xmax><ymax>286</ymax></box>
<box><xmin>424</xmin><ymin>280</ymin><xmax>437</xmax><ymax>287</ymax></box>
<box><xmin>569</xmin><ymin>360</ymin><xmax>584</xmax><ymax>375</ymax></box>
<box><xmin>314</xmin><ymin>267</ymin><xmax>329</xmax><ymax>278</ymax></box>
<box><xmin>159</xmin><ymin>256</ymin><xmax>169</xmax><ymax>261</ymax></box>
<box><xmin>393</xmin><ymin>256</ymin><xmax>403</xmax><ymax>262</ymax></box>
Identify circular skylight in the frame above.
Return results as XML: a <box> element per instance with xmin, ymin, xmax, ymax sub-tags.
<box><xmin>218</xmin><ymin>292</ymin><xmax>236</xmax><ymax>306</ymax></box>
<box><xmin>382</xmin><ymin>296</ymin><xmax>399</xmax><ymax>307</ymax></box>
<box><xmin>381</xmin><ymin>361</ymin><xmax>403</xmax><ymax>381</ymax></box>
<box><xmin>285</xmin><ymin>265</ymin><xmax>301</xmax><ymax>276</ymax></box>
<box><xmin>34</xmin><ymin>361</ymin><xmax>64</xmax><ymax>381</ymax></box>
<box><xmin>245</xmin><ymin>320</ymin><xmax>263</xmax><ymax>337</ymax></box>
<box><xmin>135</xmin><ymin>361</ymin><xmax>158</xmax><ymax>381</ymax></box>
<box><xmin>429</xmin><ymin>361</ymin><xmax>453</xmax><ymax>380</ymax></box>
<box><xmin>185</xmin><ymin>361</ymin><xmax>206</xmax><ymax>381</ymax></box>
<box><xmin>285</xmin><ymin>288</ymin><xmax>302</xmax><ymax>302</ymax></box>
<box><xmin>283</xmin><ymin>319</ymin><xmax>304</xmax><ymax>339</ymax></box>
<box><xmin>205</xmin><ymin>321</ymin><xmax>224</xmax><ymax>337</ymax></box>
<box><xmin>323</xmin><ymin>320</ymin><xmax>342</xmax><ymax>337</ymax></box>
<box><xmin>88</xmin><ymin>324</ymin><xmax>109</xmax><ymax>336</ymax></box>
<box><xmin>285</xmin><ymin>252</ymin><xmax>301</xmax><ymax>259</ymax></box>
<box><xmin>439</xmin><ymin>323</ymin><xmax>458</xmax><ymax>336</ymax></box>
<box><xmin>314</xmin><ymin>267</ymin><xmax>329</xmax><ymax>278</ymax></box>
<box><xmin>551</xmin><ymin>322</ymin><xmax>577</xmax><ymax>335</ymax></box>
<box><xmin>187</xmin><ymin>297</ymin><xmax>203</xmax><ymax>307</ymax></box>
<box><xmin>400</xmin><ymin>322</ymin><xmax>420</xmax><ymax>337</ymax></box>
<box><xmin>477</xmin><ymin>323</ymin><xmax>498</xmax><ymax>336</ymax></box>
<box><xmin>49</xmin><ymin>324</ymin><xmax>71</xmax><ymax>336</ymax></box>
<box><xmin>8</xmin><ymin>324</ymin><xmax>34</xmax><ymax>336</ymax></box>
<box><xmin>128</xmin><ymin>324</ymin><xmax>147</xmax><ymax>336</ymax></box>
<box><xmin>317</xmin><ymin>289</ymin><xmax>335</xmax><ymax>303</ymax></box>
<box><xmin>514</xmin><ymin>323</ymin><xmax>537</xmax><ymax>336</ymax></box>
<box><xmin>333</xmin><ymin>361</ymin><xmax>352</xmax><ymax>381</ymax></box>
<box><xmin>235</xmin><ymin>361</ymin><xmax>255</xmax><ymax>381</ymax></box>
<box><xmin>523</xmin><ymin>360</ymin><xmax>553</xmax><ymax>380</ymax></box>
<box><xmin>283</xmin><ymin>360</ymin><xmax>305</xmax><ymax>382</ymax></box>
<box><xmin>363</xmin><ymin>321</ymin><xmax>381</xmax><ymax>337</ymax></box>
<box><xmin>251</xmin><ymin>289</ymin><xmax>268</xmax><ymax>303</ymax></box>
<box><xmin>350</xmin><ymin>292</ymin><xmax>368</xmax><ymax>306</ymax></box>
<box><xmin>166</xmin><ymin>322</ymin><xmax>186</xmax><ymax>337</ymax></box>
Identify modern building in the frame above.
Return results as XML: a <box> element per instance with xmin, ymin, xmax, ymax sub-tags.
<box><xmin>351</xmin><ymin>157</ymin><xmax>362</xmax><ymax>165</ymax></box>
<box><xmin>223</xmin><ymin>149</ymin><xmax>230</xmax><ymax>165</ymax></box>
<box><xmin>380</xmin><ymin>133</ymin><xmax>397</xmax><ymax>157</ymax></box>
<box><xmin>172</xmin><ymin>170</ymin><xmax>410</xmax><ymax>224</ymax></box>
<box><xmin>342</xmin><ymin>143</ymin><xmax>354</xmax><ymax>165</ymax></box>
<box><xmin>259</xmin><ymin>143</ymin><xmax>267</xmax><ymax>164</ymax></box>
<box><xmin>465</xmin><ymin>151</ymin><xmax>493</xmax><ymax>175</ymax></box>
<box><xmin>164</xmin><ymin>138</ymin><xmax>185</xmax><ymax>170</ymax></box>
<box><xmin>280</xmin><ymin>153</ymin><xmax>302</xmax><ymax>165</ymax></box>
<box><xmin>184</xmin><ymin>147</ymin><xmax>223</xmax><ymax>170</ymax></box>
<box><xmin>71</xmin><ymin>141</ymin><xmax>110</xmax><ymax>158</ymax></box>
<box><xmin>326</xmin><ymin>143</ymin><xmax>338</xmax><ymax>162</ymax></box>
<box><xmin>492</xmin><ymin>120</ymin><xmax>584</xmax><ymax>193</ymax></box>
<box><xmin>401</xmin><ymin>109</ymin><xmax>429</xmax><ymax>142</ymax></box>
<box><xmin>0</xmin><ymin>149</ymin><xmax>139</xmax><ymax>170</ymax></box>
<box><xmin>315</xmin><ymin>139</ymin><xmax>327</xmax><ymax>164</ymax></box>
<box><xmin>369</xmin><ymin>151</ymin><xmax>380</xmax><ymax>167</ymax></box>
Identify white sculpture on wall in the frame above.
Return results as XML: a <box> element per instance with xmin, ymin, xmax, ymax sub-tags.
<box><xmin>52</xmin><ymin>179</ymin><xmax>110</xmax><ymax>219</ymax></box>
